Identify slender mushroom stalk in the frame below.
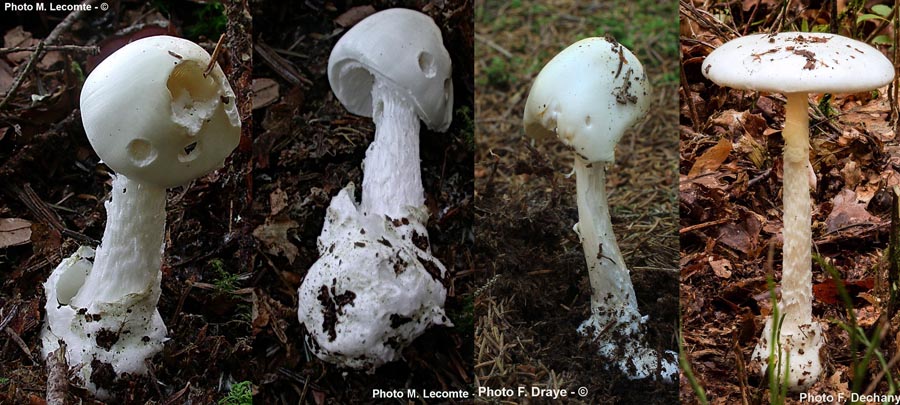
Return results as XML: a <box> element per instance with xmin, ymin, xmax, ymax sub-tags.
<box><xmin>297</xmin><ymin>8</ymin><xmax>454</xmax><ymax>370</ymax></box>
<box><xmin>523</xmin><ymin>37</ymin><xmax>677</xmax><ymax>381</ymax></box>
<box><xmin>573</xmin><ymin>156</ymin><xmax>641</xmax><ymax>333</ymax></box>
<box><xmin>41</xmin><ymin>35</ymin><xmax>240</xmax><ymax>397</ymax></box>
<box><xmin>702</xmin><ymin>32</ymin><xmax>894</xmax><ymax>391</ymax></box>
<box><xmin>361</xmin><ymin>81</ymin><xmax>424</xmax><ymax>225</ymax></box>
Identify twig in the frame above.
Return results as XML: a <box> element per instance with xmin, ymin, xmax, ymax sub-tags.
<box><xmin>203</xmin><ymin>34</ymin><xmax>226</xmax><ymax>78</ymax></box>
<box><xmin>3</xmin><ymin>183</ymin><xmax>96</xmax><ymax>245</ymax></box>
<box><xmin>0</xmin><ymin>41</ymin><xmax>43</xmax><ymax>110</ymax></box>
<box><xmin>4</xmin><ymin>326</ymin><xmax>33</xmax><ymax>363</ymax></box>
<box><xmin>0</xmin><ymin>45</ymin><xmax>99</xmax><ymax>55</ymax></box>
<box><xmin>45</xmin><ymin>0</ymin><xmax>100</xmax><ymax>45</ymax></box>
<box><xmin>679</xmin><ymin>217</ymin><xmax>731</xmax><ymax>234</ymax></box>
<box><xmin>679</xmin><ymin>0</ymin><xmax>738</xmax><ymax>40</ymax></box>
<box><xmin>680</xmin><ymin>56</ymin><xmax>700</xmax><ymax>133</ymax></box>
<box><xmin>254</xmin><ymin>41</ymin><xmax>311</xmax><ymax>86</ymax></box>
<box><xmin>0</xmin><ymin>0</ymin><xmax>100</xmax><ymax>110</ymax></box>
<box><xmin>475</xmin><ymin>33</ymin><xmax>513</xmax><ymax>58</ymax></box>
<box><xmin>45</xmin><ymin>341</ymin><xmax>69</xmax><ymax>405</ymax></box>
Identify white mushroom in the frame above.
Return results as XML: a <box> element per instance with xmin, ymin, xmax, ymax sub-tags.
<box><xmin>41</xmin><ymin>35</ymin><xmax>240</xmax><ymax>396</ymax></box>
<box><xmin>523</xmin><ymin>37</ymin><xmax>676</xmax><ymax>381</ymax></box>
<box><xmin>297</xmin><ymin>8</ymin><xmax>453</xmax><ymax>370</ymax></box>
<box><xmin>702</xmin><ymin>32</ymin><xmax>894</xmax><ymax>391</ymax></box>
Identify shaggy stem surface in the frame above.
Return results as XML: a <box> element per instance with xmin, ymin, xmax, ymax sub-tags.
<box><xmin>752</xmin><ymin>92</ymin><xmax>824</xmax><ymax>391</ymax></box>
<box><xmin>71</xmin><ymin>175</ymin><xmax>166</xmax><ymax>307</ymax></box>
<box><xmin>361</xmin><ymin>80</ymin><xmax>424</xmax><ymax>221</ymax></box>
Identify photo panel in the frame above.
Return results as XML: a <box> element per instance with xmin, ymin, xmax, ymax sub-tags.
<box><xmin>474</xmin><ymin>0</ymin><xmax>680</xmax><ymax>403</ymax></box>
<box><xmin>680</xmin><ymin>0</ymin><xmax>900</xmax><ymax>403</ymax></box>
<box><xmin>0</xmin><ymin>1</ymin><xmax>473</xmax><ymax>403</ymax></box>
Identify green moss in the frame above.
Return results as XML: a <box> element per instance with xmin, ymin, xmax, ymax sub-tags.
<box><xmin>219</xmin><ymin>380</ymin><xmax>253</xmax><ymax>405</ymax></box>
<box><xmin>187</xmin><ymin>2</ymin><xmax>227</xmax><ymax>39</ymax></box>
<box><xmin>210</xmin><ymin>258</ymin><xmax>240</xmax><ymax>293</ymax></box>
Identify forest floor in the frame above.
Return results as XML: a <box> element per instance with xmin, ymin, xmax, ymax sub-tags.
<box><xmin>680</xmin><ymin>1</ymin><xmax>900</xmax><ymax>403</ymax></box>
<box><xmin>474</xmin><ymin>0</ymin><xmax>680</xmax><ymax>403</ymax></box>
<box><xmin>0</xmin><ymin>1</ymin><xmax>473</xmax><ymax>403</ymax></box>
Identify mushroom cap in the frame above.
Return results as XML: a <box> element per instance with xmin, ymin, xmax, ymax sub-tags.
<box><xmin>80</xmin><ymin>35</ymin><xmax>241</xmax><ymax>188</ymax></box>
<box><xmin>523</xmin><ymin>37</ymin><xmax>650</xmax><ymax>163</ymax></box>
<box><xmin>328</xmin><ymin>8</ymin><xmax>453</xmax><ymax>132</ymax></box>
<box><xmin>702</xmin><ymin>32</ymin><xmax>894</xmax><ymax>94</ymax></box>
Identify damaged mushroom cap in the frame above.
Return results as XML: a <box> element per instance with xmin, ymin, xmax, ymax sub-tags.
<box><xmin>327</xmin><ymin>8</ymin><xmax>453</xmax><ymax>132</ymax></box>
<box><xmin>80</xmin><ymin>35</ymin><xmax>241</xmax><ymax>188</ymax></box>
<box><xmin>702</xmin><ymin>32</ymin><xmax>893</xmax><ymax>94</ymax></box>
<box><xmin>297</xmin><ymin>184</ymin><xmax>450</xmax><ymax>369</ymax></box>
<box><xmin>523</xmin><ymin>37</ymin><xmax>650</xmax><ymax>163</ymax></box>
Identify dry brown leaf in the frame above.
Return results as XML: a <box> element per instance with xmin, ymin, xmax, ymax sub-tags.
<box><xmin>252</xmin><ymin>219</ymin><xmax>299</xmax><ymax>263</ymax></box>
<box><xmin>688</xmin><ymin>138</ymin><xmax>732</xmax><ymax>177</ymax></box>
<box><xmin>840</xmin><ymin>160</ymin><xmax>863</xmax><ymax>190</ymax></box>
<box><xmin>335</xmin><ymin>5</ymin><xmax>376</xmax><ymax>27</ymax></box>
<box><xmin>251</xmin><ymin>78</ymin><xmax>279</xmax><ymax>110</ymax></box>
<box><xmin>269</xmin><ymin>188</ymin><xmax>288</xmax><ymax>216</ymax></box>
<box><xmin>3</xmin><ymin>26</ymin><xmax>61</xmax><ymax>68</ymax></box>
<box><xmin>0</xmin><ymin>218</ymin><xmax>32</xmax><ymax>248</ymax></box>
<box><xmin>4</xmin><ymin>26</ymin><xmax>36</xmax><ymax>64</ymax></box>
<box><xmin>708</xmin><ymin>257</ymin><xmax>732</xmax><ymax>279</ymax></box>
<box><xmin>825</xmin><ymin>189</ymin><xmax>878</xmax><ymax>233</ymax></box>
<box><xmin>716</xmin><ymin>208</ymin><xmax>764</xmax><ymax>254</ymax></box>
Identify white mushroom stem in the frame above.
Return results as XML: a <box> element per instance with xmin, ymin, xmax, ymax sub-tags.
<box><xmin>70</xmin><ymin>175</ymin><xmax>166</xmax><ymax>308</ymax></box>
<box><xmin>573</xmin><ymin>156</ymin><xmax>636</xmax><ymax>320</ymax></box>
<box><xmin>360</xmin><ymin>80</ymin><xmax>425</xmax><ymax>221</ymax></box>
<box><xmin>751</xmin><ymin>92</ymin><xmax>824</xmax><ymax>391</ymax></box>
<box><xmin>573</xmin><ymin>156</ymin><xmax>677</xmax><ymax>381</ymax></box>
<box><xmin>780</xmin><ymin>92</ymin><xmax>813</xmax><ymax>325</ymax></box>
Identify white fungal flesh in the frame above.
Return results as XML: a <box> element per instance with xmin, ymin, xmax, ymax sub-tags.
<box><xmin>298</xmin><ymin>79</ymin><xmax>450</xmax><ymax>370</ymax></box>
<box><xmin>303</xmin><ymin>8</ymin><xmax>453</xmax><ymax>370</ymax></box>
<box><xmin>42</xmin><ymin>175</ymin><xmax>168</xmax><ymax>397</ymax></box>
<box><xmin>573</xmin><ymin>157</ymin><xmax>677</xmax><ymax>381</ymax></box>
<box><xmin>79</xmin><ymin>36</ymin><xmax>241</xmax><ymax>188</ymax></box>
<box><xmin>327</xmin><ymin>8</ymin><xmax>453</xmax><ymax>132</ymax></box>
<box><xmin>751</xmin><ymin>92</ymin><xmax>823</xmax><ymax>391</ymax></box>
<box><xmin>523</xmin><ymin>38</ymin><xmax>673</xmax><ymax>381</ymax></box>
<box><xmin>297</xmin><ymin>185</ymin><xmax>449</xmax><ymax>370</ymax></box>
<box><xmin>42</xmin><ymin>35</ymin><xmax>241</xmax><ymax>397</ymax></box>
<box><xmin>701</xmin><ymin>32</ymin><xmax>898</xmax><ymax>391</ymax></box>
<box><xmin>361</xmin><ymin>82</ymin><xmax>425</xmax><ymax>223</ymax></box>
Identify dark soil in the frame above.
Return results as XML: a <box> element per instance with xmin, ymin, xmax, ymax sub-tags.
<box><xmin>0</xmin><ymin>0</ymin><xmax>473</xmax><ymax>403</ymax></box>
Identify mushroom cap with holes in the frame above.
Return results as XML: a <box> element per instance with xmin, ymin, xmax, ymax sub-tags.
<box><xmin>80</xmin><ymin>35</ymin><xmax>241</xmax><ymax>188</ymax></box>
<box><xmin>702</xmin><ymin>32</ymin><xmax>894</xmax><ymax>94</ymax></box>
<box><xmin>328</xmin><ymin>8</ymin><xmax>453</xmax><ymax>132</ymax></box>
<box><xmin>523</xmin><ymin>37</ymin><xmax>650</xmax><ymax>164</ymax></box>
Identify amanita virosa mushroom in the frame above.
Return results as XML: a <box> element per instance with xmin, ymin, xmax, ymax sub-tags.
<box><xmin>41</xmin><ymin>35</ymin><xmax>240</xmax><ymax>396</ymax></box>
<box><xmin>702</xmin><ymin>32</ymin><xmax>893</xmax><ymax>390</ymax></box>
<box><xmin>296</xmin><ymin>8</ymin><xmax>453</xmax><ymax>370</ymax></box>
<box><xmin>523</xmin><ymin>37</ymin><xmax>677</xmax><ymax>381</ymax></box>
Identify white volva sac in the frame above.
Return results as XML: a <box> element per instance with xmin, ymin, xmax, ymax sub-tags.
<box><xmin>297</xmin><ymin>8</ymin><xmax>454</xmax><ymax>369</ymax></box>
<box><xmin>42</xmin><ymin>35</ymin><xmax>240</xmax><ymax>397</ymax></box>
<box><xmin>703</xmin><ymin>32</ymin><xmax>894</xmax><ymax>391</ymax></box>
<box><xmin>524</xmin><ymin>37</ymin><xmax>677</xmax><ymax>381</ymax></box>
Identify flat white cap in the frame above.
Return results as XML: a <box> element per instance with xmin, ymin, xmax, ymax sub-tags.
<box><xmin>328</xmin><ymin>8</ymin><xmax>453</xmax><ymax>132</ymax></box>
<box><xmin>523</xmin><ymin>37</ymin><xmax>650</xmax><ymax>163</ymax></box>
<box><xmin>702</xmin><ymin>32</ymin><xmax>894</xmax><ymax>94</ymax></box>
<box><xmin>81</xmin><ymin>35</ymin><xmax>241</xmax><ymax>188</ymax></box>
